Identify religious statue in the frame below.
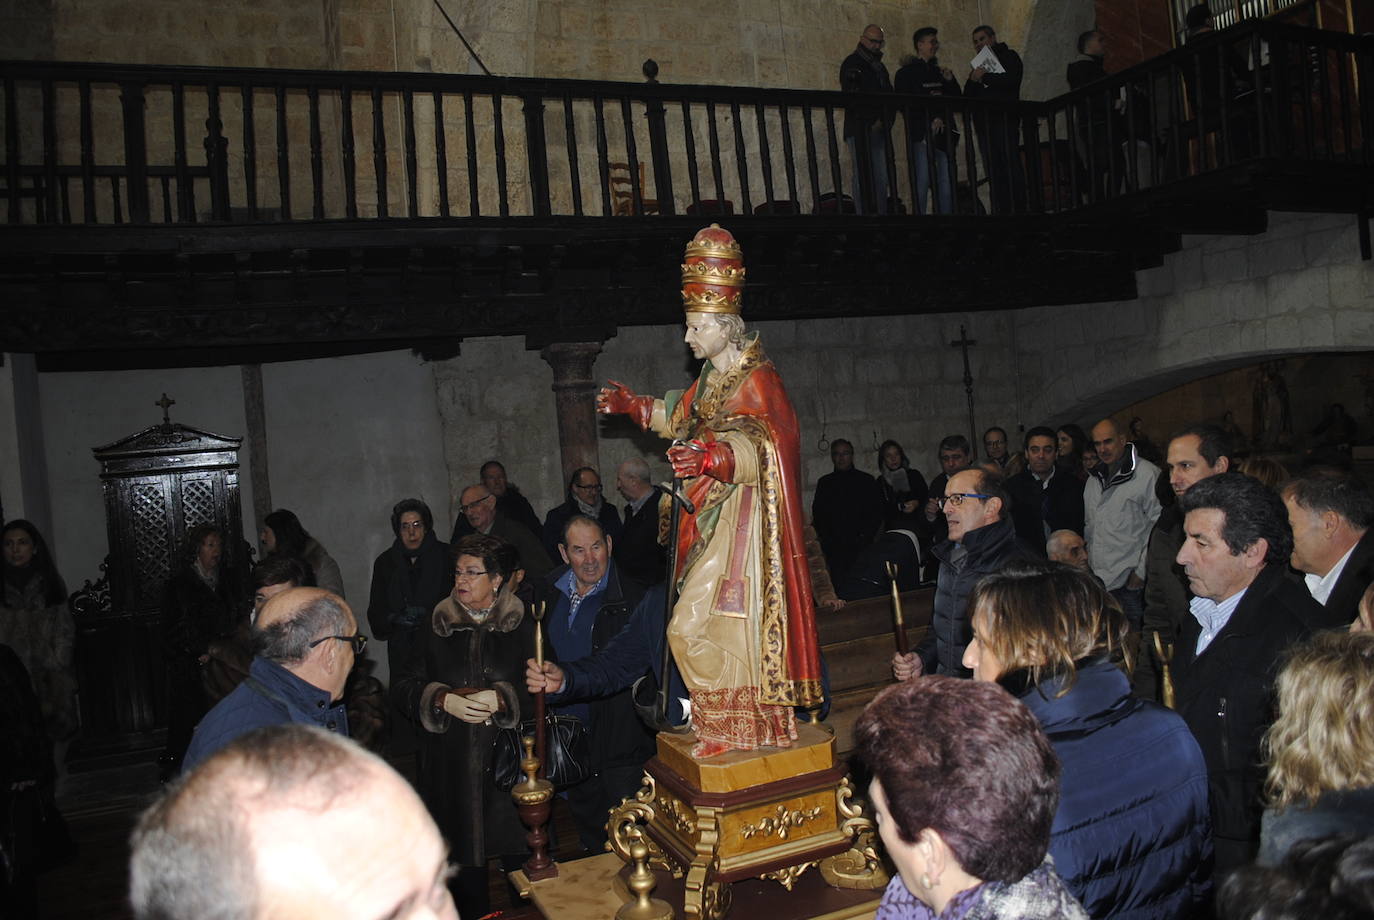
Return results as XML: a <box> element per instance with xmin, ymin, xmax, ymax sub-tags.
<box><xmin>597</xmin><ymin>224</ymin><xmax>824</xmax><ymax>759</ymax></box>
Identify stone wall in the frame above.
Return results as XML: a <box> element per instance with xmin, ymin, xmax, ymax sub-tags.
<box><xmin>431</xmin><ymin>311</ymin><xmax>1025</xmax><ymax>524</ymax></box>
<box><xmin>1014</xmin><ymin>211</ymin><xmax>1374</xmax><ymax>427</ymax></box>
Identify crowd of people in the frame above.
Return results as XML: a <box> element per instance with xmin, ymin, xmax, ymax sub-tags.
<box><xmin>5</xmin><ymin>389</ymin><xmax>1371</xmax><ymax>918</ymax></box>
<box><xmin>838</xmin><ymin>3</ymin><xmax>1257</xmax><ymax>217</ymax></box>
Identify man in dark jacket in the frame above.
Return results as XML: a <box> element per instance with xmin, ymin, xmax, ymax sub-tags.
<box><xmin>1136</xmin><ymin>423</ymin><xmax>1234</xmax><ymax>701</ymax></box>
<box><xmin>896</xmin><ymin>467</ymin><xmax>1031</xmax><ymax>678</ymax></box>
<box><xmin>454</xmin><ymin>483</ymin><xmax>554</xmax><ymax>579</ymax></box>
<box><xmin>613</xmin><ymin>457</ymin><xmax>667</xmax><ymax>587</ymax></box>
<box><xmin>538</xmin><ymin>514</ymin><xmax>653</xmax><ymax>853</ymax></box>
<box><xmin>1006</xmin><ymin>426</ymin><xmax>1085</xmax><ymax>554</ymax></box>
<box><xmin>963</xmin><ymin>24</ymin><xmax>1025</xmax><ymax>214</ymax></box>
<box><xmin>1065</xmin><ymin>30</ymin><xmax>1128</xmax><ymax>201</ymax></box>
<box><xmin>811</xmin><ymin>439</ymin><xmax>885</xmax><ymax>582</ymax></box>
<box><xmin>894</xmin><ymin>27</ymin><xmax>962</xmax><ymax>214</ymax></box>
<box><xmin>1282</xmin><ymin>467</ymin><xmax>1374</xmax><ymax>625</ymax></box>
<box><xmin>541</xmin><ymin>467</ymin><xmax>622</xmax><ymax>563</ymax></box>
<box><xmin>182</xmin><ymin>588</ymin><xmax>356</xmax><ymax>772</ymax></box>
<box><xmin>920</xmin><ymin>434</ymin><xmax>973</xmax><ymax>561</ymax></box>
<box><xmin>451</xmin><ymin>460</ymin><xmax>541</xmax><ymax>542</ymax></box>
<box><xmin>839</xmin><ymin>24</ymin><xmax>894</xmax><ymax>213</ymax></box>
<box><xmin>1172</xmin><ymin>473</ymin><xmax>1347</xmax><ymax>874</ymax></box>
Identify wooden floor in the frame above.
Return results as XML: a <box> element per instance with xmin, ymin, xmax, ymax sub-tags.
<box><xmin>34</xmin><ymin>753</ymin><xmax>586</xmax><ymax>920</ymax></box>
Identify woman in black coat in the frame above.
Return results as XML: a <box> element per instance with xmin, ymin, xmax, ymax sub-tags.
<box><xmin>160</xmin><ymin>525</ymin><xmax>244</xmax><ymax>772</ymax></box>
<box><xmin>392</xmin><ymin>533</ymin><xmax>535</xmax><ymax>920</ymax></box>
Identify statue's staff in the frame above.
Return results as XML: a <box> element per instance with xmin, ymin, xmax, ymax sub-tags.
<box><xmin>635</xmin><ymin>467</ymin><xmax>695</xmax><ymax>733</ymax></box>
<box><xmin>886</xmin><ymin>561</ymin><xmax>908</xmax><ymax>656</ymax></box>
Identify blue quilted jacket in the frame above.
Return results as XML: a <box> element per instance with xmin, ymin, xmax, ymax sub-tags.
<box><xmin>1007</xmin><ymin>658</ymin><xmax>1213</xmax><ymax>919</ymax></box>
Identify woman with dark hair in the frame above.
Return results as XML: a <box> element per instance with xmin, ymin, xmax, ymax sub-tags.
<box><xmin>962</xmin><ymin>561</ymin><xmax>1212</xmax><ymax>918</ymax></box>
<box><xmin>1258</xmin><ymin>630</ymin><xmax>1374</xmax><ymax>865</ymax></box>
<box><xmin>1055</xmin><ymin>424</ymin><xmax>1090</xmax><ymax>481</ymax></box>
<box><xmin>392</xmin><ymin>533</ymin><xmax>535</xmax><ymax>920</ymax></box>
<box><xmin>0</xmin><ymin>519</ymin><xmax>78</xmax><ymax>740</ymax></box>
<box><xmin>261</xmin><ymin>508</ymin><xmax>345</xmax><ymax>597</ymax></box>
<box><xmin>876</xmin><ymin>439</ymin><xmax>929</xmax><ymax>531</ymax></box>
<box><xmin>857</xmin><ymin>676</ymin><xmax>1085</xmax><ymax>919</ymax></box>
<box><xmin>366</xmin><ymin>498</ymin><xmax>449</xmax><ymax>682</ymax></box>
<box><xmin>160</xmin><ymin>524</ymin><xmax>245</xmax><ymax>772</ymax></box>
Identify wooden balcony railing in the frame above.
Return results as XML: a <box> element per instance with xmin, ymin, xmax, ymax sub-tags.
<box><xmin>2</xmin><ymin>19</ymin><xmax>1369</xmax><ymax>228</ymax></box>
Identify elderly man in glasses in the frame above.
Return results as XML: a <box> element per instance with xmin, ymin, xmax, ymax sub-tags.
<box><xmin>893</xmin><ymin>467</ymin><xmax>1033</xmax><ymax>679</ymax></box>
<box><xmin>182</xmin><ymin>587</ymin><xmax>360</xmax><ymax>772</ymax></box>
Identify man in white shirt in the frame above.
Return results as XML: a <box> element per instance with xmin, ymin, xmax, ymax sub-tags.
<box><xmin>1171</xmin><ymin>472</ymin><xmax>1338</xmax><ymax>874</ymax></box>
<box><xmin>1282</xmin><ymin>467</ymin><xmax>1374</xmax><ymax>626</ymax></box>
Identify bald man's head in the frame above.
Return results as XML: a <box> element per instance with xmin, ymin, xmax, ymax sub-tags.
<box><xmin>253</xmin><ymin>588</ymin><xmax>358</xmax><ymax>699</ymax></box>
<box><xmin>1047</xmin><ymin>530</ymin><xmax>1089</xmax><ymax>569</ymax></box>
<box><xmin>1091</xmin><ymin>418</ymin><xmax>1127</xmax><ymax>467</ymax></box>
<box><xmin>131</xmin><ymin>725</ymin><xmax>457</xmax><ymax>920</ymax></box>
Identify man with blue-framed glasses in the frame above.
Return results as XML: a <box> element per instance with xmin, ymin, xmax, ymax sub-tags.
<box><xmin>894</xmin><ymin>467</ymin><xmax>1032</xmax><ymax>679</ymax></box>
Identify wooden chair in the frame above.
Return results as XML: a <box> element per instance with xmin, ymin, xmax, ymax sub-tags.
<box><xmin>608</xmin><ymin>161</ymin><xmax>659</xmax><ymax>215</ymax></box>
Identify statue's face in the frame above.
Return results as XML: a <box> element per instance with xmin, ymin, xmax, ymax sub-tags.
<box><xmin>684</xmin><ymin>313</ymin><xmax>729</xmax><ymax>361</ymax></box>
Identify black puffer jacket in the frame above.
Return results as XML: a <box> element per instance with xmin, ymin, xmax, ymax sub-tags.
<box><xmin>917</xmin><ymin>516</ymin><xmax>1032</xmax><ymax>675</ymax></box>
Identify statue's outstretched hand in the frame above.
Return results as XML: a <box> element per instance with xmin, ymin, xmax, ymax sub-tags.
<box><xmin>597</xmin><ymin>379</ymin><xmax>653</xmax><ymax>430</ymax></box>
<box><xmin>668</xmin><ymin>439</ymin><xmax>734</xmax><ymax>481</ymax></box>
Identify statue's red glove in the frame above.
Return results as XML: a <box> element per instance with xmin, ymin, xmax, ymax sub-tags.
<box><xmin>667</xmin><ymin>439</ymin><xmax>734</xmax><ymax>481</ymax></box>
<box><xmin>597</xmin><ymin>379</ymin><xmax>653</xmax><ymax>430</ymax></box>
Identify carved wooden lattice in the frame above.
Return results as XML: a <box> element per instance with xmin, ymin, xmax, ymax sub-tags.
<box><xmin>181</xmin><ymin>478</ymin><xmax>217</xmax><ymax>531</ymax></box>
<box><xmin>129</xmin><ymin>480</ymin><xmax>173</xmax><ymax>608</ymax></box>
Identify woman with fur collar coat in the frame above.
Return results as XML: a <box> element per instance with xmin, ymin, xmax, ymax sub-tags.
<box><xmin>392</xmin><ymin>533</ymin><xmax>539</xmax><ymax>920</ymax></box>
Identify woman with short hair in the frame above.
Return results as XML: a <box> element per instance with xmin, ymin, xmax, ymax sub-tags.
<box><xmin>963</xmin><ymin>561</ymin><xmax>1212</xmax><ymax>918</ymax></box>
<box><xmin>857</xmin><ymin>676</ymin><xmax>1085</xmax><ymax>920</ymax></box>
<box><xmin>392</xmin><ymin>533</ymin><xmax>535</xmax><ymax>920</ymax></box>
<box><xmin>1259</xmin><ymin>629</ymin><xmax>1374</xmax><ymax>865</ymax></box>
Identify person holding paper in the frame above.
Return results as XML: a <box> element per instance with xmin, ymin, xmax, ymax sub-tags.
<box><xmin>963</xmin><ymin>25</ymin><xmax>1025</xmax><ymax>214</ymax></box>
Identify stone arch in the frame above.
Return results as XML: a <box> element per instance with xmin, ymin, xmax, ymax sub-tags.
<box><xmin>1014</xmin><ymin>211</ymin><xmax>1374</xmax><ymax>426</ymax></box>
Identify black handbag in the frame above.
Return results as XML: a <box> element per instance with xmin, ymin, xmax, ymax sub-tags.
<box><xmin>494</xmin><ymin>714</ymin><xmax>591</xmax><ymax>791</ymax></box>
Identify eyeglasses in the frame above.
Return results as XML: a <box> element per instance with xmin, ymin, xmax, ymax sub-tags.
<box><xmin>938</xmin><ymin>492</ymin><xmax>992</xmax><ymax>508</ymax></box>
<box><xmin>309</xmin><ymin>633</ymin><xmax>368</xmax><ymax>654</ymax></box>
<box><xmin>459</xmin><ymin>494</ymin><xmax>494</xmax><ymax>513</ymax></box>
<box><xmin>573</xmin><ymin>482</ymin><xmax>603</xmax><ymax>492</ymax></box>
<box><xmin>398</xmin><ymin>521</ymin><xmax>425</xmax><ymax>531</ymax></box>
<box><xmin>455</xmin><ymin>569</ymin><xmax>490</xmax><ymax>580</ymax></box>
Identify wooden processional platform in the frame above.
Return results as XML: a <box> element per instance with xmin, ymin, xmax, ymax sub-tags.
<box><xmin>512</xmin><ymin>723</ymin><xmax>887</xmax><ymax>920</ymax></box>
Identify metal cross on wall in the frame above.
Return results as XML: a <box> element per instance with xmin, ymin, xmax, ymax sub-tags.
<box><xmin>949</xmin><ymin>326</ymin><xmax>977</xmax><ymax>457</ymax></box>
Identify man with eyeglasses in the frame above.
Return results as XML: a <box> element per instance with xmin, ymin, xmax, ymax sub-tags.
<box><xmin>181</xmin><ymin>587</ymin><xmax>359</xmax><ymax>772</ymax></box>
<box><xmin>455</xmin><ymin>483</ymin><xmax>553</xmax><ymax>579</ymax></box>
<box><xmin>840</xmin><ymin>23</ymin><xmax>894</xmax><ymax>213</ymax></box>
<box><xmin>541</xmin><ymin>466</ymin><xmax>622</xmax><ymax>561</ymax></box>
<box><xmin>893</xmin><ymin>467</ymin><xmax>1031</xmax><ymax>679</ymax></box>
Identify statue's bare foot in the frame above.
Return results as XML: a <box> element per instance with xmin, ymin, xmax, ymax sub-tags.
<box><xmin>692</xmin><ymin>738</ymin><xmax>733</xmax><ymax>759</ymax></box>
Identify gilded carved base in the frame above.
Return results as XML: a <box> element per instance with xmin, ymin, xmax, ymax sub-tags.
<box><xmin>607</xmin><ymin>723</ymin><xmax>888</xmax><ymax>920</ymax></box>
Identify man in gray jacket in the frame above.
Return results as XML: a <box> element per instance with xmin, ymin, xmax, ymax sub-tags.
<box><xmin>1085</xmin><ymin>417</ymin><xmax>1162</xmax><ymax>630</ymax></box>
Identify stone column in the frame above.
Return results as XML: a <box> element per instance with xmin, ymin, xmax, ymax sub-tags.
<box><xmin>540</xmin><ymin>342</ymin><xmax>604</xmax><ymax>486</ymax></box>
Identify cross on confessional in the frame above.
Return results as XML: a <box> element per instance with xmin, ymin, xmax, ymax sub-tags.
<box><xmin>949</xmin><ymin>325</ymin><xmax>977</xmax><ymax>457</ymax></box>
<box><xmin>155</xmin><ymin>392</ymin><xmax>176</xmax><ymax>425</ymax></box>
